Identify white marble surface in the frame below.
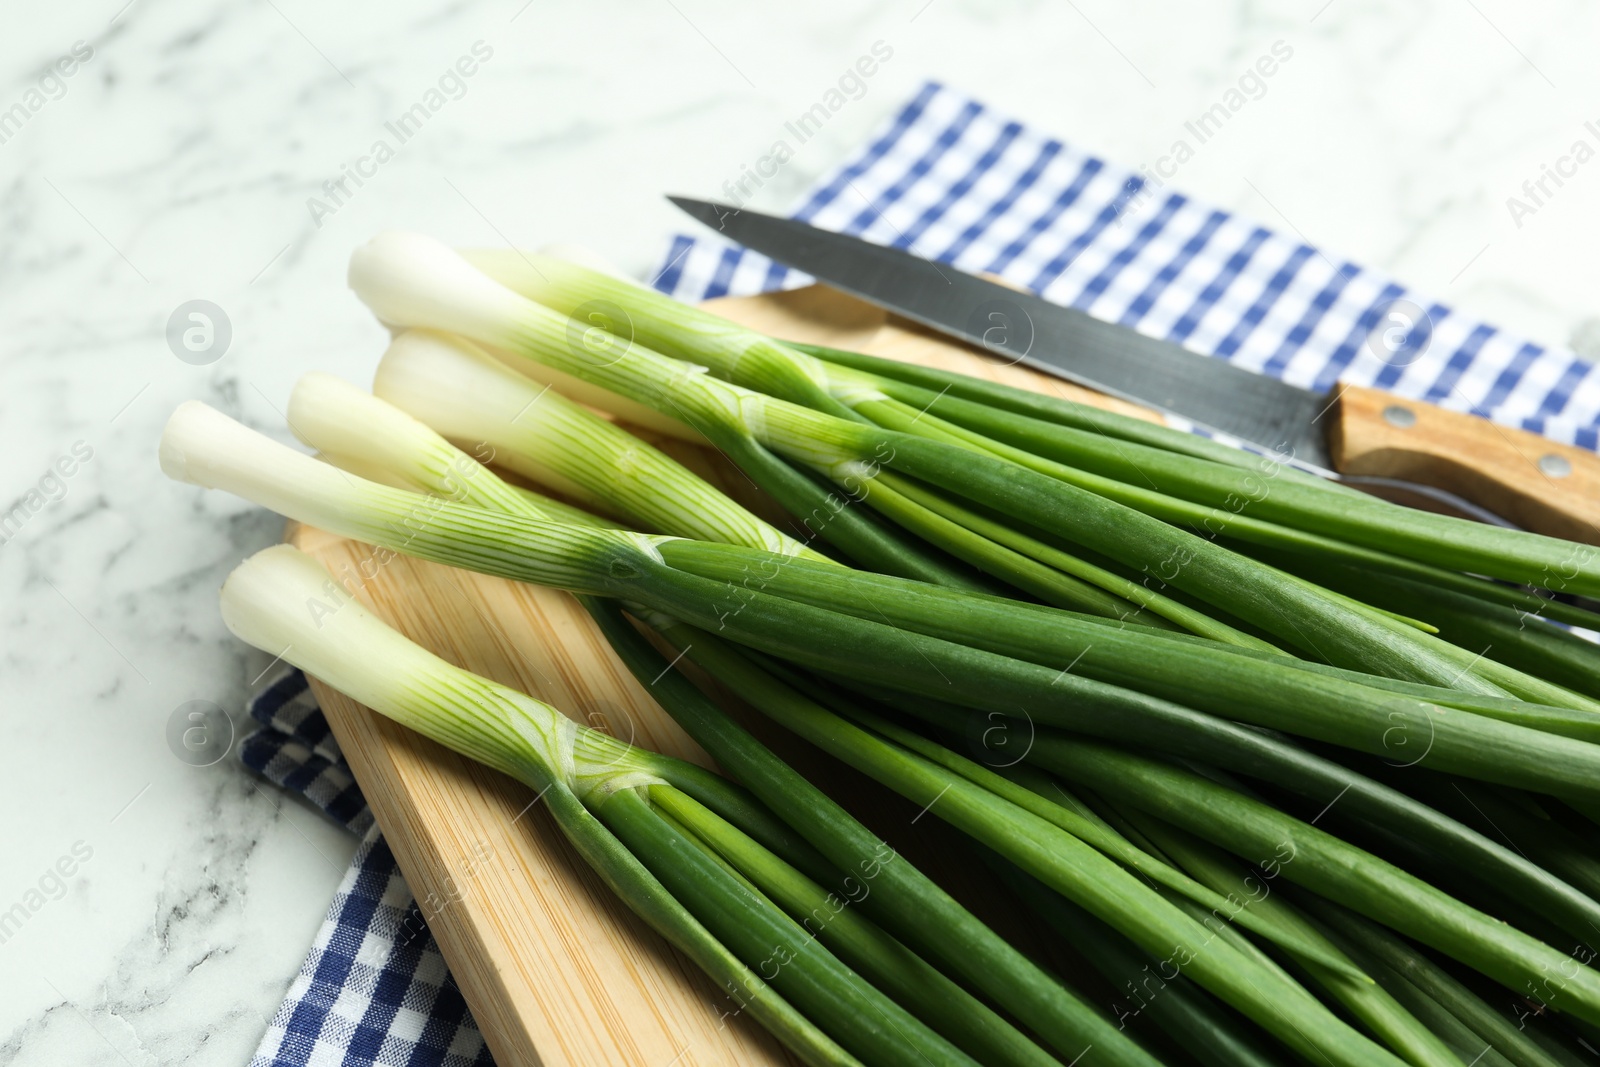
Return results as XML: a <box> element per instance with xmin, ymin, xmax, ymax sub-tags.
<box><xmin>3</xmin><ymin>1</ymin><xmax>1599</xmax><ymax>1063</ymax></box>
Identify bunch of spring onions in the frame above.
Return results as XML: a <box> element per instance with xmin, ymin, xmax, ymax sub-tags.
<box><xmin>166</xmin><ymin>229</ymin><xmax>1600</xmax><ymax>1067</ymax></box>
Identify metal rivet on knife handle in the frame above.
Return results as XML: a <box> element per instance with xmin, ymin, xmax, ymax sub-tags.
<box><xmin>1539</xmin><ymin>453</ymin><xmax>1574</xmax><ymax>478</ymax></box>
<box><xmin>1382</xmin><ymin>404</ymin><xmax>1417</xmax><ymax>429</ymax></box>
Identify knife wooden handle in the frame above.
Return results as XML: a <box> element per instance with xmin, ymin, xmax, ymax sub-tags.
<box><xmin>1329</xmin><ymin>384</ymin><xmax>1600</xmax><ymax>544</ymax></box>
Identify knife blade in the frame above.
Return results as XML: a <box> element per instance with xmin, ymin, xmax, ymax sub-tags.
<box><xmin>669</xmin><ymin>196</ymin><xmax>1600</xmax><ymax>543</ymax></box>
<box><xmin>669</xmin><ymin>196</ymin><xmax>1340</xmax><ymax>471</ymax></box>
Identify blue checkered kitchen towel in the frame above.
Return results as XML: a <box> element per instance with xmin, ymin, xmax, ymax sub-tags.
<box><xmin>244</xmin><ymin>79</ymin><xmax>1600</xmax><ymax>1066</ymax></box>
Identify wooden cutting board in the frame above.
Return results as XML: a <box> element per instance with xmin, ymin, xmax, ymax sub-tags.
<box><xmin>291</xmin><ymin>285</ymin><xmax>1153</xmax><ymax>1067</ymax></box>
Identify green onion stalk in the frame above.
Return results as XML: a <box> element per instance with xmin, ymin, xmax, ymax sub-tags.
<box><xmin>461</xmin><ymin>248</ymin><xmax>868</xmax><ymax>426</ymax></box>
<box><xmin>463</xmin><ymin>245</ymin><xmax>1309</xmax><ymax>495</ymax></box>
<box><xmin>1248</xmin><ymin>555</ymin><xmax>1600</xmax><ymax>706</ymax></box>
<box><xmin>997</xmin><ymin>731</ymin><xmax>1600</xmax><ymax>1027</ymax></box>
<box><xmin>1299</xmin><ymin>896</ymin><xmax>1589</xmax><ymax>1067</ymax></box>
<box><xmin>450</xmin><ymin>251</ymin><xmax>981</xmax><ymax>588</ymax></box>
<box><xmin>486</xmin><ymin>259</ymin><xmax>1600</xmax><ymax>631</ymax></box>
<box><xmin>499</xmin><ymin>253</ymin><xmax>1600</xmax><ymax>715</ymax></box>
<box><xmin>464</xmin><ymin>245</ymin><xmax>1600</xmax><ymax>618</ymax></box>
<box><xmin>704</xmin><ymin>356</ymin><xmax>1598</xmax><ymax>708</ymax></box>
<box><xmin>286</xmin><ymin>370</ymin><xmax>607</xmax><ymax>527</ymax></box>
<box><xmin>218</xmin><ymin>544</ymin><xmax>976</xmax><ymax>1067</ymax></box>
<box><xmin>948</xmin><ymin>680</ymin><xmax>1600</xmax><ymax>951</ymax></box>
<box><xmin>1077</xmin><ymin>795</ymin><xmax>1466</xmax><ymax>1067</ymax></box>
<box><xmin>634</xmin><ymin>543</ymin><xmax>1600</xmax><ymax>798</ymax></box>
<box><xmin>471</xmin><ymin>247</ymin><xmax>1600</xmax><ymax>714</ymax></box>
<box><xmin>745</xmin><ymin>368</ymin><xmax>1600</xmax><ymax>708</ymax></box>
<box><xmin>365</xmin><ymin>324</ymin><xmax>1261</xmax><ymax>645</ymax></box>
<box><xmin>162</xmin><ymin>402</ymin><xmax>1600</xmax><ymax>805</ymax></box>
<box><xmin>455</xmin><ymin>247</ymin><xmax>1350</xmax><ymax>649</ymax></box>
<box><xmin>364</xmin><ymin>327</ymin><xmax>824</xmax><ymax>560</ymax></box>
<box><xmin>271</xmin><ymin>382</ymin><xmax>1153</xmax><ymax>1066</ymax></box>
<box><xmin>1362</xmin><ymin>768</ymin><xmax>1600</xmax><ymax>924</ymax></box>
<box><xmin>788</xmin><ymin>339</ymin><xmax>1353</xmax><ymax>485</ymax></box>
<box><xmin>344</xmin><ymin>232</ymin><xmax>1566</xmax><ymax>692</ymax></box>
<box><xmin>864</xmin><ymin>382</ymin><xmax>1594</xmax><ymax>596</ymax></box>
<box><xmin>698</xmin><ymin>643</ymin><xmax>1376</xmax><ymax>980</ymax></box>
<box><xmin>990</xmin><ymin>861</ymin><xmax>1299</xmax><ymax>1067</ymax></box>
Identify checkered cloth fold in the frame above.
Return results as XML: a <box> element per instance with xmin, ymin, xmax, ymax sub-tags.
<box><xmin>244</xmin><ymin>671</ymin><xmax>493</xmax><ymax>1067</ymax></box>
<box><xmin>241</xmin><ymin>670</ymin><xmax>373</xmax><ymax>836</ymax></box>
<box><xmin>244</xmin><ymin>80</ymin><xmax>1600</xmax><ymax>1067</ymax></box>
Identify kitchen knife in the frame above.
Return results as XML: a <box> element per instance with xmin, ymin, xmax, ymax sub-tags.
<box><xmin>671</xmin><ymin>196</ymin><xmax>1600</xmax><ymax>544</ymax></box>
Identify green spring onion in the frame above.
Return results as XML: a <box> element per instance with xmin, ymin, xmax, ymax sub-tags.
<box><xmin>162</xmin><ymin>224</ymin><xmax>1600</xmax><ymax>1066</ymax></box>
